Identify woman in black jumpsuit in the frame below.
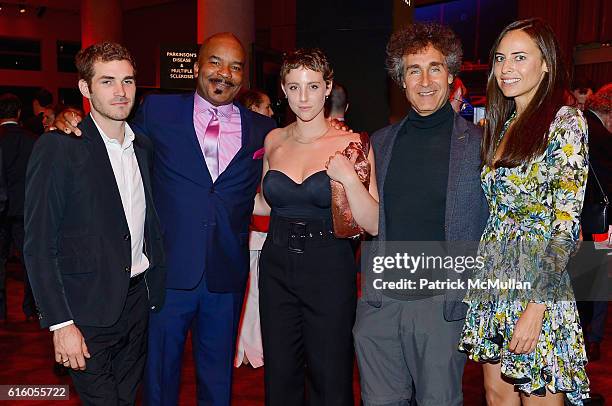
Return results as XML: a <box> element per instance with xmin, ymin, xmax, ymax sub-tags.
<box><xmin>253</xmin><ymin>48</ymin><xmax>379</xmax><ymax>406</ymax></box>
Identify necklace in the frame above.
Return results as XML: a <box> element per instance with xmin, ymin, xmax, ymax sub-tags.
<box><xmin>291</xmin><ymin>123</ymin><xmax>330</xmax><ymax>144</ymax></box>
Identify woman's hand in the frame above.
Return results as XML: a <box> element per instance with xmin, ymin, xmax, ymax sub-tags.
<box><xmin>509</xmin><ymin>303</ymin><xmax>546</xmax><ymax>354</ymax></box>
<box><xmin>326</xmin><ymin>152</ymin><xmax>358</xmax><ymax>186</ymax></box>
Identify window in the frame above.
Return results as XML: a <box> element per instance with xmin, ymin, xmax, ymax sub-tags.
<box><xmin>0</xmin><ymin>37</ymin><xmax>41</xmax><ymax>70</ymax></box>
<box><xmin>57</xmin><ymin>41</ymin><xmax>81</xmax><ymax>72</ymax></box>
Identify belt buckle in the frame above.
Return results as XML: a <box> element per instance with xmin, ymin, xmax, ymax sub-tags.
<box><xmin>288</xmin><ymin>221</ymin><xmax>306</xmax><ymax>254</ymax></box>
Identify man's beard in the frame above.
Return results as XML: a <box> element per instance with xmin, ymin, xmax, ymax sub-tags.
<box><xmin>91</xmin><ymin>96</ymin><xmax>133</xmax><ymax>121</ymax></box>
<box><xmin>208</xmin><ymin>77</ymin><xmax>237</xmax><ymax>95</ymax></box>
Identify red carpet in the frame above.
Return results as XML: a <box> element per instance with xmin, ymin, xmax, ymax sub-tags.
<box><xmin>1</xmin><ymin>263</ymin><xmax>609</xmax><ymax>405</ymax></box>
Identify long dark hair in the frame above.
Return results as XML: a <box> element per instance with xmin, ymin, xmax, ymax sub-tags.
<box><xmin>481</xmin><ymin>18</ymin><xmax>568</xmax><ymax>168</ymax></box>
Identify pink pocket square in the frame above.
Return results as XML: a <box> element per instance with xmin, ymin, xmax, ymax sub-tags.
<box><xmin>252</xmin><ymin>148</ymin><xmax>265</xmax><ymax>159</ymax></box>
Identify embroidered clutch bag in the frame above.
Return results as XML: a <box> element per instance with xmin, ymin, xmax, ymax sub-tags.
<box><xmin>330</xmin><ymin>132</ymin><xmax>371</xmax><ymax>238</ymax></box>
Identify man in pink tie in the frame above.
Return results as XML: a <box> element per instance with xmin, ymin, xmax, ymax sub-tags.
<box><xmin>139</xmin><ymin>33</ymin><xmax>277</xmax><ymax>406</ymax></box>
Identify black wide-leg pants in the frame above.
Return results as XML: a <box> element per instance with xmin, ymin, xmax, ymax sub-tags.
<box><xmin>259</xmin><ymin>216</ymin><xmax>357</xmax><ymax>406</ymax></box>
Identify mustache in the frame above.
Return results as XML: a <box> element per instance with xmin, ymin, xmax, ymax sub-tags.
<box><xmin>209</xmin><ymin>77</ymin><xmax>236</xmax><ymax>88</ymax></box>
<box><xmin>111</xmin><ymin>97</ymin><xmax>130</xmax><ymax>103</ymax></box>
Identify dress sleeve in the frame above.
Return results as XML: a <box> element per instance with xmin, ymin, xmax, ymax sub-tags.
<box><xmin>537</xmin><ymin>107</ymin><xmax>589</xmax><ymax>301</ymax></box>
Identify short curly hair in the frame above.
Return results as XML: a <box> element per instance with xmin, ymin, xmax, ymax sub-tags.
<box><xmin>280</xmin><ymin>48</ymin><xmax>334</xmax><ymax>84</ymax></box>
<box><xmin>75</xmin><ymin>41</ymin><xmax>136</xmax><ymax>87</ymax></box>
<box><xmin>386</xmin><ymin>22</ymin><xmax>463</xmax><ymax>87</ymax></box>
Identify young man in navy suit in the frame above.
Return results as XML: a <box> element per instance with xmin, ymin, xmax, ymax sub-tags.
<box><xmin>55</xmin><ymin>33</ymin><xmax>277</xmax><ymax>405</ymax></box>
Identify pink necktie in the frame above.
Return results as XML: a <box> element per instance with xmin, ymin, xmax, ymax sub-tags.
<box><xmin>203</xmin><ymin>108</ymin><xmax>220</xmax><ymax>181</ymax></box>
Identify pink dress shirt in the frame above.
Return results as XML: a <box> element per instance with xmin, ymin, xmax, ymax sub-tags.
<box><xmin>193</xmin><ymin>92</ymin><xmax>242</xmax><ymax>178</ymax></box>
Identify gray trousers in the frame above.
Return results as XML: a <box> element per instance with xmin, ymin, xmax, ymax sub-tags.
<box><xmin>353</xmin><ymin>296</ymin><xmax>466</xmax><ymax>406</ymax></box>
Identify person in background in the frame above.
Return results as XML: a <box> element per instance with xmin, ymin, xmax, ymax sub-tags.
<box><xmin>459</xmin><ymin>18</ymin><xmax>590</xmax><ymax>405</ymax></box>
<box><xmin>570</xmin><ymin>76</ymin><xmax>595</xmax><ymax>111</ymax></box>
<box><xmin>579</xmin><ymin>84</ymin><xmax>612</xmax><ymax>362</ymax></box>
<box><xmin>586</xmin><ymin>83</ymin><xmax>612</xmax><ymax>133</ymax></box>
<box><xmin>234</xmin><ymin>89</ymin><xmax>274</xmax><ymax>368</ymax></box>
<box><xmin>0</xmin><ymin>94</ymin><xmax>22</xmax><ymax>322</ymax></box>
<box><xmin>449</xmin><ymin>77</ymin><xmax>468</xmax><ymax>113</ymax></box>
<box><xmin>325</xmin><ymin>83</ymin><xmax>349</xmax><ymax>122</ymax></box>
<box><xmin>239</xmin><ymin>89</ymin><xmax>274</xmax><ymax>118</ymax></box>
<box><xmin>24</xmin><ymin>88</ymin><xmax>54</xmax><ymax>136</ymax></box>
<box><xmin>449</xmin><ymin>77</ymin><xmax>475</xmax><ymax>121</ymax></box>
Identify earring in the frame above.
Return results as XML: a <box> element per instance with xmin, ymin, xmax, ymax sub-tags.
<box><xmin>325</xmin><ymin>95</ymin><xmax>329</xmax><ymax>100</ymax></box>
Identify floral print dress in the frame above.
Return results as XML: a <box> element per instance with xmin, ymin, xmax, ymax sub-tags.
<box><xmin>459</xmin><ymin>106</ymin><xmax>590</xmax><ymax>404</ymax></box>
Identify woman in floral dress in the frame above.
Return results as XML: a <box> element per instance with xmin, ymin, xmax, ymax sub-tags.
<box><xmin>459</xmin><ymin>19</ymin><xmax>590</xmax><ymax>405</ymax></box>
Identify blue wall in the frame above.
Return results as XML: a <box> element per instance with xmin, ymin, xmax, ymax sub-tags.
<box><xmin>414</xmin><ymin>0</ymin><xmax>518</xmax><ymax>64</ymax></box>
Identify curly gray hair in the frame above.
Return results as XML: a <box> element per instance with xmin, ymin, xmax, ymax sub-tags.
<box><xmin>386</xmin><ymin>22</ymin><xmax>463</xmax><ymax>87</ymax></box>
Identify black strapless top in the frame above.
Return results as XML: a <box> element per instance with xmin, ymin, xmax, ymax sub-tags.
<box><xmin>262</xmin><ymin>169</ymin><xmax>332</xmax><ymax>219</ymax></box>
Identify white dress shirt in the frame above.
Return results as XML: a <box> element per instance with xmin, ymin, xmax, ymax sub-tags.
<box><xmin>50</xmin><ymin>116</ymin><xmax>149</xmax><ymax>331</ymax></box>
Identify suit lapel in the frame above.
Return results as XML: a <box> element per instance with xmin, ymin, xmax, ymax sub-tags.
<box><xmin>133</xmin><ymin>137</ymin><xmax>153</xmax><ymax>203</ymax></box>
<box><xmin>133</xmin><ymin>136</ymin><xmax>158</xmax><ymax>250</ymax></box>
<box><xmin>444</xmin><ymin>114</ymin><xmax>470</xmax><ymax>240</ymax></box>
<box><xmin>378</xmin><ymin>116</ymin><xmax>409</xmax><ymax>195</ymax></box>
<box><xmin>183</xmin><ymin>94</ymin><xmax>214</xmax><ymax>185</ymax></box>
<box><xmin>215</xmin><ymin>102</ymin><xmax>251</xmax><ymax>182</ymax></box>
<box><xmin>80</xmin><ymin>115</ymin><xmax>129</xmax><ymax>231</ymax></box>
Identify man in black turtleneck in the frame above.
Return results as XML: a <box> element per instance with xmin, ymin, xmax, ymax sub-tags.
<box><xmin>354</xmin><ymin>23</ymin><xmax>488</xmax><ymax>406</ymax></box>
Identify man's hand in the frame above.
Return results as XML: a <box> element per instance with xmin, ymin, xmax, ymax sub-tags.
<box><xmin>49</xmin><ymin>109</ymin><xmax>83</xmax><ymax>137</ymax></box>
<box><xmin>53</xmin><ymin>324</ymin><xmax>90</xmax><ymax>370</ymax></box>
<box><xmin>509</xmin><ymin>303</ymin><xmax>546</xmax><ymax>354</ymax></box>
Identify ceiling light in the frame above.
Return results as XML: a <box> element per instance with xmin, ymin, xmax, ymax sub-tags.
<box><xmin>19</xmin><ymin>5</ymin><xmax>26</xmax><ymax>13</ymax></box>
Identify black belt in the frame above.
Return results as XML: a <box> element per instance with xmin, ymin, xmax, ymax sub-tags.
<box><xmin>269</xmin><ymin>215</ymin><xmax>336</xmax><ymax>253</ymax></box>
<box><xmin>129</xmin><ymin>272</ymin><xmax>146</xmax><ymax>288</ymax></box>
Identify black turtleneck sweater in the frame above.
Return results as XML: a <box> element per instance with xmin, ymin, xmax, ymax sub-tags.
<box><xmin>383</xmin><ymin>102</ymin><xmax>454</xmax><ymax>299</ymax></box>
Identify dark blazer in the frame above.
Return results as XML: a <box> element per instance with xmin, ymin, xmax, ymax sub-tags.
<box><xmin>23</xmin><ymin>115</ymin><xmax>166</xmax><ymax>329</ymax></box>
<box><xmin>363</xmin><ymin>112</ymin><xmax>488</xmax><ymax>321</ymax></box>
<box><xmin>0</xmin><ymin>123</ymin><xmax>37</xmax><ymax>217</ymax></box>
<box><xmin>130</xmin><ymin>94</ymin><xmax>276</xmax><ymax>292</ymax></box>
<box><xmin>584</xmin><ymin>109</ymin><xmax>611</xmax><ymax>219</ymax></box>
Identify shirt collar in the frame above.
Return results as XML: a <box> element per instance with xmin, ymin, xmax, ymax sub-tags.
<box><xmin>194</xmin><ymin>92</ymin><xmax>236</xmax><ymax>119</ymax></box>
<box><xmin>0</xmin><ymin>121</ymin><xmax>18</xmax><ymax>126</ymax></box>
<box><xmin>90</xmin><ymin>113</ymin><xmax>135</xmax><ymax>149</ymax></box>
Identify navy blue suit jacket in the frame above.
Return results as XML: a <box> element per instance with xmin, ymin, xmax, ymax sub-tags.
<box><xmin>131</xmin><ymin>93</ymin><xmax>276</xmax><ymax>292</ymax></box>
